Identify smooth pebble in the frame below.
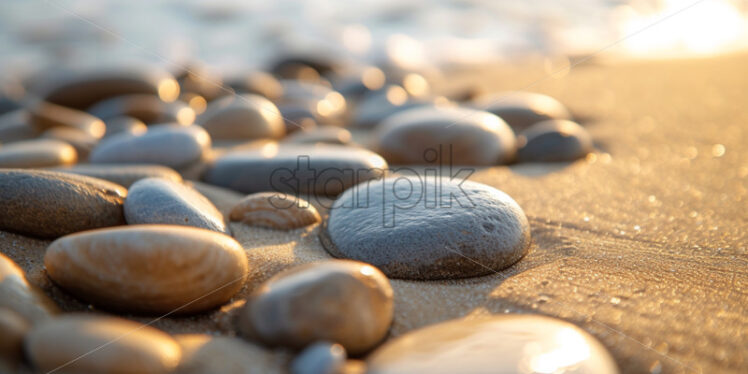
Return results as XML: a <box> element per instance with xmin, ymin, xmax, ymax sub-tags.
<box><xmin>50</xmin><ymin>163</ymin><xmax>183</xmax><ymax>188</ymax></box>
<box><xmin>291</xmin><ymin>342</ymin><xmax>347</xmax><ymax>374</ymax></box>
<box><xmin>197</xmin><ymin>94</ymin><xmax>285</xmax><ymax>140</ymax></box>
<box><xmin>0</xmin><ymin>139</ymin><xmax>77</xmax><ymax>168</ymax></box>
<box><xmin>284</xmin><ymin>126</ymin><xmax>352</xmax><ymax>145</ymax></box>
<box><xmin>87</xmin><ymin>94</ymin><xmax>195</xmax><ymax>125</ymax></box>
<box><xmin>0</xmin><ymin>253</ymin><xmax>59</xmax><ymax>323</ymax></box>
<box><xmin>517</xmin><ymin>119</ymin><xmax>593</xmax><ymax>162</ymax></box>
<box><xmin>229</xmin><ymin>192</ymin><xmax>321</xmax><ymax>230</ymax></box>
<box><xmin>474</xmin><ymin>91</ymin><xmax>571</xmax><ymax>132</ymax></box>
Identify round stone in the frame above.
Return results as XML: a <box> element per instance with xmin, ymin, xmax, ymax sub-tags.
<box><xmin>90</xmin><ymin>125</ymin><xmax>211</xmax><ymax>168</ymax></box>
<box><xmin>229</xmin><ymin>192</ymin><xmax>321</xmax><ymax>230</ymax></box>
<box><xmin>291</xmin><ymin>341</ymin><xmax>347</xmax><ymax>374</ymax></box>
<box><xmin>125</xmin><ymin>178</ymin><xmax>228</xmax><ymax>233</ymax></box>
<box><xmin>517</xmin><ymin>119</ymin><xmax>593</xmax><ymax>162</ymax></box>
<box><xmin>226</xmin><ymin>71</ymin><xmax>283</xmax><ymax>101</ymax></box>
<box><xmin>86</xmin><ymin>94</ymin><xmax>196</xmax><ymax>126</ymax></box>
<box><xmin>283</xmin><ymin>126</ymin><xmax>352</xmax><ymax>145</ymax></box>
<box><xmin>0</xmin><ymin>169</ymin><xmax>126</xmax><ymax>238</ymax></box>
<box><xmin>321</xmin><ymin>176</ymin><xmax>531</xmax><ymax>280</ymax></box>
<box><xmin>24</xmin><ymin>314</ymin><xmax>181</xmax><ymax>374</ymax></box>
<box><xmin>0</xmin><ymin>253</ymin><xmax>59</xmax><ymax>323</ymax></box>
<box><xmin>278</xmin><ymin>104</ymin><xmax>318</xmax><ymax>133</ymax></box>
<box><xmin>28</xmin><ymin>100</ymin><xmax>106</xmax><ymax>138</ymax></box>
<box><xmin>374</xmin><ymin>106</ymin><xmax>517</xmax><ymax>165</ymax></box>
<box><xmin>474</xmin><ymin>91</ymin><xmax>571</xmax><ymax>132</ymax></box>
<box><xmin>367</xmin><ymin>315</ymin><xmax>619</xmax><ymax>374</ymax></box>
<box><xmin>103</xmin><ymin>116</ymin><xmax>147</xmax><ymax>138</ymax></box>
<box><xmin>175</xmin><ymin>334</ymin><xmax>288</xmax><ymax>374</ymax></box>
<box><xmin>352</xmin><ymin>85</ymin><xmax>423</xmax><ymax>129</ymax></box>
<box><xmin>278</xmin><ymin>81</ymin><xmax>347</xmax><ymax>126</ymax></box>
<box><xmin>44</xmin><ymin>225</ymin><xmax>248</xmax><ymax>314</ymax></box>
<box><xmin>197</xmin><ymin>94</ymin><xmax>285</xmax><ymax>140</ymax></box>
<box><xmin>0</xmin><ymin>139</ymin><xmax>77</xmax><ymax>168</ymax></box>
<box><xmin>50</xmin><ymin>164</ymin><xmax>183</xmax><ymax>188</ymax></box>
<box><xmin>238</xmin><ymin>260</ymin><xmax>393</xmax><ymax>355</ymax></box>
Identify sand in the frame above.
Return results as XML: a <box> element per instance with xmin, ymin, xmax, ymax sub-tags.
<box><xmin>2</xmin><ymin>53</ymin><xmax>747</xmax><ymax>374</ymax></box>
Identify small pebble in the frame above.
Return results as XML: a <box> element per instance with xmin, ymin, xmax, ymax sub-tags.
<box><xmin>352</xmin><ymin>85</ymin><xmax>421</xmax><ymax>129</ymax></box>
<box><xmin>125</xmin><ymin>178</ymin><xmax>228</xmax><ymax>233</ymax></box>
<box><xmin>40</xmin><ymin>127</ymin><xmax>98</xmax><ymax>160</ymax></box>
<box><xmin>24</xmin><ymin>314</ymin><xmax>181</xmax><ymax>374</ymax></box>
<box><xmin>283</xmin><ymin>126</ymin><xmax>352</xmax><ymax>145</ymax></box>
<box><xmin>175</xmin><ymin>334</ymin><xmax>289</xmax><ymax>374</ymax></box>
<box><xmin>227</xmin><ymin>71</ymin><xmax>283</xmax><ymax>101</ymax></box>
<box><xmin>238</xmin><ymin>260</ymin><xmax>393</xmax><ymax>355</ymax></box>
<box><xmin>44</xmin><ymin>225</ymin><xmax>248</xmax><ymax>314</ymax></box>
<box><xmin>271</xmin><ymin>55</ymin><xmax>338</xmax><ymax>79</ymax></box>
<box><xmin>278</xmin><ymin>104</ymin><xmax>318</xmax><ymax>133</ymax></box>
<box><xmin>28</xmin><ymin>100</ymin><xmax>106</xmax><ymax>138</ymax></box>
<box><xmin>87</xmin><ymin>94</ymin><xmax>195</xmax><ymax>125</ymax></box>
<box><xmin>517</xmin><ymin>119</ymin><xmax>593</xmax><ymax>162</ymax></box>
<box><xmin>0</xmin><ymin>139</ymin><xmax>77</xmax><ymax>168</ymax></box>
<box><xmin>474</xmin><ymin>91</ymin><xmax>571</xmax><ymax>132</ymax></box>
<box><xmin>0</xmin><ymin>253</ymin><xmax>59</xmax><ymax>323</ymax></box>
<box><xmin>103</xmin><ymin>116</ymin><xmax>147</xmax><ymax>137</ymax></box>
<box><xmin>175</xmin><ymin>65</ymin><xmax>225</xmax><ymax>102</ymax></box>
<box><xmin>197</xmin><ymin>94</ymin><xmax>285</xmax><ymax>140</ymax></box>
<box><xmin>50</xmin><ymin>164</ymin><xmax>183</xmax><ymax>188</ymax></box>
<box><xmin>229</xmin><ymin>192</ymin><xmax>321</xmax><ymax>230</ymax></box>
<box><xmin>291</xmin><ymin>342</ymin><xmax>347</xmax><ymax>374</ymax></box>
<box><xmin>278</xmin><ymin>81</ymin><xmax>347</xmax><ymax>126</ymax></box>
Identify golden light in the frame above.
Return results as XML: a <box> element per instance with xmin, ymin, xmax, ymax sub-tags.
<box><xmin>362</xmin><ymin>67</ymin><xmax>386</xmax><ymax>90</ymax></box>
<box><xmin>187</xmin><ymin>95</ymin><xmax>207</xmax><ymax>114</ymax></box>
<box><xmin>157</xmin><ymin>78</ymin><xmax>180</xmax><ymax>102</ymax></box>
<box><xmin>528</xmin><ymin>327</ymin><xmax>591</xmax><ymax>373</ymax></box>
<box><xmin>176</xmin><ymin>107</ymin><xmax>196</xmax><ymax>126</ymax></box>
<box><xmin>260</xmin><ymin>142</ymin><xmax>279</xmax><ymax>158</ymax></box>
<box><xmin>403</xmin><ymin>73</ymin><xmax>429</xmax><ymax>98</ymax></box>
<box><xmin>385</xmin><ymin>86</ymin><xmax>408</xmax><ymax>106</ymax></box>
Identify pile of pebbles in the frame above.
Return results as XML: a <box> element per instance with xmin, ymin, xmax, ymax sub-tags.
<box><xmin>0</xmin><ymin>58</ymin><xmax>612</xmax><ymax>374</ymax></box>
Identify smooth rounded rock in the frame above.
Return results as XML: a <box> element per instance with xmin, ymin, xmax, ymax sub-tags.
<box><xmin>90</xmin><ymin>125</ymin><xmax>211</xmax><ymax>168</ymax></box>
<box><xmin>197</xmin><ymin>94</ymin><xmax>285</xmax><ymax>140</ymax></box>
<box><xmin>352</xmin><ymin>85</ymin><xmax>423</xmax><ymax>129</ymax></box>
<box><xmin>0</xmin><ymin>169</ymin><xmax>126</xmax><ymax>238</ymax></box>
<box><xmin>25</xmin><ymin>314</ymin><xmax>181</xmax><ymax>374</ymax></box>
<box><xmin>175</xmin><ymin>334</ymin><xmax>289</xmax><ymax>374</ymax></box>
<box><xmin>44</xmin><ymin>225</ymin><xmax>249</xmax><ymax>314</ymax></box>
<box><xmin>278</xmin><ymin>104</ymin><xmax>318</xmax><ymax>133</ymax></box>
<box><xmin>374</xmin><ymin>106</ymin><xmax>517</xmax><ymax>165</ymax></box>
<box><xmin>0</xmin><ymin>253</ymin><xmax>59</xmax><ymax>323</ymax></box>
<box><xmin>175</xmin><ymin>65</ymin><xmax>224</xmax><ymax>102</ymax></box>
<box><xmin>321</xmin><ymin>176</ymin><xmax>531</xmax><ymax>280</ymax></box>
<box><xmin>87</xmin><ymin>94</ymin><xmax>196</xmax><ymax>125</ymax></box>
<box><xmin>204</xmin><ymin>143</ymin><xmax>387</xmax><ymax>196</ymax></box>
<box><xmin>284</xmin><ymin>126</ymin><xmax>352</xmax><ymax>145</ymax></box>
<box><xmin>0</xmin><ymin>139</ymin><xmax>77</xmax><ymax>168</ymax></box>
<box><xmin>474</xmin><ymin>91</ymin><xmax>571</xmax><ymax>132</ymax></box>
<box><xmin>103</xmin><ymin>116</ymin><xmax>147</xmax><ymax>137</ymax></box>
<box><xmin>291</xmin><ymin>341</ymin><xmax>346</xmax><ymax>374</ymax></box>
<box><xmin>226</xmin><ymin>71</ymin><xmax>283</xmax><ymax>101</ymax></box>
<box><xmin>41</xmin><ymin>127</ymin><xmax>98</xmax><ymax>160</ymax></box>
<box><xmin>278</xmin><ymin>81</ymin><xmax>347</xmax><ymax>126</ymax></box>
<box><xmin>50</xmin><ymin>164</ymin><xmax>183</xmax><ymax>188</ymax></box>
<box><xmin>229</xmin><ymin>192</ymin><xmax>321</xmax><ymax>230</ymax></box>
<box><xmin>28</xmin><ymin>101</ymin><xmax>106</xmax><ymax>138</ymax></box>
<box><xmin>125</xmin><ymin>178</ymin><xmax>227</xmax><ymax>233</ymax></box>
<box><xmin>517</xmin><ymin>119</ymin><xmax>593</xmax><ymax>162</ymax></box>
<box><xmin>238</xmin><ymin>260</ymin><xmax>394</xmax><ymax>355</ymax></box>
<box><xmin>367</xmin><ymin>315</ymin><xmax>619</xmax><ymax>374</ymax></box>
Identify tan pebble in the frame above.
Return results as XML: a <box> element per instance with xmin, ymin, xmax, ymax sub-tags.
<box><xmin>50</xmin><ymin>163</ymin><xmax>183</xmax><ymax>188</ymax></box>
<box><xmin>25</xmin><ymin>314</ymin><xmax>181</xmax><ymax>374</ymax></box>
<box><xmin>0</xmin><ymin>139</ymin><xmax>77</xmax><ymax>168</ymax></box>
<box><xmin>175</xmin><ymin>334</ymin><xmax>289</xmax><ymax>374</ymax></box>
<box><xmin>0</xmin><ymin>308</ymin><xmax>31</xmax><ymax>368</ymax></box>
<box><xmin>44</xmin><ymin>225</ymin><xmax>249</xmax><ymax>314</ymax></box>
<box><xmin>0</xmin><ymin>254</ymin><xmax>59</xmax><ymax>323</ymax></box>
<box><xmin>230</xmin><ymin>192</ymin><xmax>321</xmax><ymax>230</ymax></box>
<box><xmin>28</xmin><ymin>100</ymin><xmax>106</xmax><ymax>138</ymax></box>
<box><xmin>86</xmin><ymin>94</ymin><xmax>195</xmax><ymax>126</ymax></box>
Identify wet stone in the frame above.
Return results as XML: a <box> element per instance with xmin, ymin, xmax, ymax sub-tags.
<box><xmin>367</xmin><ymin>315</ymin><xmax>619</xmax><ymax>374</ymax></box>
<box><xmin>0</xmin><ymin>139</ymin><xmax>77</xmax><ymax>168</ymax></box>
<box><xmin>291</xmin><ymin>342</ymin><xmax>347</xmax><ymax>374</ymax></box>
<box><xmin>86</xmin><ymin>94</ymin><xmax>196</xmax><ymax>125</ymax></box>
<box><xmin>50</xmin><ymin>164</ymin><xmax>183</xmax><ymax>188</ymax></box>
<box><xmin>125</xmin><ymin>178</ymin><xmax>228</xmax><ymax>233</ymax></box>
<box><xmin>175</xmin><ymin>64</ymin><xmax>225</xmax><ymax>102</ymax></box>
<box><xmin>103</xmin><ymin>116</ymin><xmax>147</xmax><ymax>138</ymax></box>
<box><xmin>229</xmin><ymin>192</ymin><xmax>321</xmax><ymax>230</ymax></box>
<box><xmin>238</xmin><ymin>260</ymin><xmax>394</xmax><ymax>355</ymax></box>
<box><xmin>374</xmin><ymin>106</ymin><xmax>517</xmax><ymax>165</ymax></box>
<box><xmin>283</xmin><ymin>126</ymin><xmax>352</xmax><ymax>145</ymax></box>
<box><xmin>517</xmin><ymin>119</ymin><xmax>593</xmax><ymax>162</ymax></box>
<box><xmin>474</xmin><ymin>91</ymin><xmax>571</xmax><ymax>132</ymax></box>
<box><xmin>197</xmin><ymin>94</ymin><xmax>285</xmax><ymax>140</ymax></box>
<box><xmin>321</xmin><ymin>176</ymin><xmax>531</xmax><ymax>280</ymax></box>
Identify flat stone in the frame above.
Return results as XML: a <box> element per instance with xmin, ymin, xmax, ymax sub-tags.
<box><xmin>517</xmin><ymin>119</ymin><xmax>593</xmax><ymax>162</ymax></box>
<box><xmin>50</xmin><ymin>164</ymin><xmax>183</xmax><ymax>188</ymax></box>
<box><xmin>175</xmin><ymin>334</ymin><xmax>289</xmax><ymax>374</ymax></box>
<box><xmin>197</xmin><ymin>94</ymin><xmax>285</xmax><ymax>140</ymax></box>
<box><xmin>291</xmin><ymin>342</ymin><xmax>347</xmax><ymax>374</ymax></box>
<box><xmin>238</xmin><ymin>260</ymin><xmax>393</xmax><ymax>355</ymax></box>
<box><xmin>24</xmin><ymin>314</ymin><xmax>181</xmax><ymax>374</ymax></box>
<box><xmin>204</xmin><ymin>143</ymin><xmax>387</xmax><ymax>196</ymax></box>
<box><xmin>0</xmin><ymin>139</ymin><xmax>77</xmax><ymax>168</ymax></box>
<box><xmin>103</xmin><ymin>116</ymin><xmax>147</xmax><ymax>137</ymax></box>
<box><xmin>320</xmin><ymin>176</ymin><xmax>531</xmax><ymax>280</ymax></box>
<box><xmin>28</xmin><ymin>100</ymin><xmax>106</xmax><ymax>138</ymax></box>
<box><xmin>90</xmin><ymin>125</ymin><xmax>211</xmax><ymax>168</ymax></box>
<box><xmin>474</xmin><ymin>91</ymin><xmax>571</xmax><ymax>132</ymax></box>
<box><xmin>44</xmin><ymin>225</ymin><xmax>248</xmax><ymax>314</ymax></box>
<box><xmin>125</xmin><ymin>178</ymin><xmax>228</xmax><ymax>233</ymax></box>
<box><xmin>87</xmin><ymin>94</ymin><xmax>195</xmax><ymax>125</ymax></box>
<box><xmin>283</xmin><ymin>126</ymin><xmax>352</xmax><ymax>145</ymax></box>
<box><xmin>230</xmin><ymin>192</ymin><xmax>321</xmax><ymax>230</ymax></box>
<box><xmin>41</xmin><ymin>127</ymin><xmax>98</xmax><ymax>160</ymax></box>
<box><xmin>0</xmin><ymin>169</ymin><xmax>126</xmax><ymax>238</ymax></box>
<box><xmin>0</xmin><ymin>253</ymin><xmax>59</xmax><ymax>323</ymax></box>
<box><xmin>367</xmin><ymin>315</ymin><xmax>619</xmax><ymax>374</ymax></box>
<box><xmin>374</xmin><ymin>106</ymin><xmax>517</xmax><ymax>165</ymax></box>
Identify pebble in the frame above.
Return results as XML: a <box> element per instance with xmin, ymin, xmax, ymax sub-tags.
<box><xmin>28</xmin><ymin>100</ymin><xmax>106</xmax><ymax>138</ymax></box>
<box><xmin>0</xmin><ymin>96</ymin><xmax>21</xmax><ymax>116</ymax></box>
<box><xmin>125</xmin><ymin>178</ymin><xmax>228</xmax><ymax>233</ymax></box>
<box><xmin>321</xmin><ymin>176</ymin><xmax>531</xmax><ymax>280</ymax></box>
<box><xmin>24</xmin><ymin>314</ymin><xmax>182</xmax><ymax>374</ymax></box>
<box><xmin>0</xmin><ymin>139</ymin><xmax>77</xmax><ymax>168</ymax></box>
<box><xmin>374</xmin><ymin>105</ymin><xmax>517</xmax><ymax>165</ymax></box>
<box><xmin>44</xmin><ymin>225</ymin><xmax>248</xmax><ymax>314</ymax></box>
<box><xmin>332</xmin><ymin>66</ymin><xmax>386</xmax><ymax>101</ymax></box>
<box><xmin>517</xmin><ymin>119</ymin><xmax>593</xmax><ymax>162</ymax></box>
<box><xmin>0</xmin><ymin>169</ymin><xmax>126</xmax><ymax>238</ymax></box>
<box><xmin>103</xmin><ymin>116</ymin><xmax>147</xmax><ymax>137</ymax></box>
<box><xmin>352</xmin><ymin>85</ymin><xmax>422</xmax><ymax>129</ymax></box>
<box><xmin>175</xmin><ymin>334</ymin><xmax>289</xmax><ymax>374</ymax></box>
<box><xmin>229</xmin><ymin>192</ymin><xmax>321</xmax><ymax>230</ymax></box>
<box><xmin>474</xmin><ymin>91</ymin><xmax>571</xmax><ymax>132</ymax></box>
<box><xmin>41</xmin><ymin>127</ymin><xmax>98</xmax><ymax>160</ymax></box>
<box><xmin>278</xmin><ymin>81</ymin><xmax>347</xmax><ymax>126</ymax></box>
<box><xmin>271</xmin><ymin>55</ymin><xmax>338</xmax><ymax>79</ymax></box>
<box><xmin>175</xmin><ymin>65</ymin><xmax>225</xmax><ymax>102</ymax></box>
<box><xmin>0</xmin><ymin>110</ymin><xmax>37</xmax><ymax>144</ymax></box>
<box><xmin>283</xmin><ymin>126</ymin><xmax>352</xmax><ymax>145</ymax></box>
<box><xmin>87</xmin><ymin>94</ymin><xmax>196</xmax><ymax>125</ymax></box>
<box><xmin>227</xmin><ymin>71</ymin><xmax>283</xmax><ymax>101</ymax></box>
<box><xmin>238</xmin><ymin>260</ymin><xmax>393</xmax><ymax>355</ymax></box>
<box><xmin>0</xmin><ymin>253</ymin><xmax>59</xmax><ymax>323</ymax></box>
<box><xmin>204</xmin><ymin>144</ymin><xmax>387</xmax><ymax>196</ymax></box>
<box><xmin>197</xmin><ymin>94</ymin><xmax>285</xmax><ymax>140</ymax></box>
<box><xmin>291</xmin><ymin>342</ymin><xmax>347</xmax><ymax>374</ymax></box>
<box><xmin>278</xmin><ymin>104</ymin><xmax>318</xmax><ymax>133</ymax></box>
<box><xmin>366</xmin><ymin>315</ymin><xmax>619</xmax><ymax>374</ymax></box>
<box><xmin>90</xmin><ymin>125</ymin><xmax>211</xmax><ymax>168</ymax></box>
<box><xmin>50</xmin><ymin>164</ymin><xmax>183</xmax><ymax>188</ymax></box>
<box><xmin>0</xmin><ymin>308</ymin><xmax>29</xmax><ymax>370</ymax></box>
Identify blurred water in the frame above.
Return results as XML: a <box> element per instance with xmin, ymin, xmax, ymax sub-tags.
<box><xmin>0</xmin><ymin>0</ymin><xmax>747</xmax><ymax>75</ymax></box>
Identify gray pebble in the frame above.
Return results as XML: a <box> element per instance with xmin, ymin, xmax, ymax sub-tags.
<box><xmin>517</xmin><ymin>119</ymin><xmax>593</xmax><ymax>162</ymax></box>
<box><xmin>474</xmin><ymin>91</ymin><xmax>571</xmax><ymax>132</ymax></box>
<box><xmin>87</xmin><ymin>94</ymin><xmax>195</xmax><ymax>125</ymax></box>
<box><xmin>283</xmin><ymin>126</ymin><xmax>352</xmax><ymax>145</ymax></box>
<box><xmin>103</xmin><ymin>116</ymin><xmax>147</xmax><ymax>138</ymax></box>
<box><xmin>291</xmin><ymin>342</ymin><xmax>347</xmax><ymax>374</ymax></box>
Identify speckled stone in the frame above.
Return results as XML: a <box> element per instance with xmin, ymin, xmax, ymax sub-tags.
<box><xmin>50</xmin><ymin>164</ymin><xmax>182</xmax><ymax>188</ymax></box>
<box><xmin>0</xmin><ymin>169</ymin><xmax>126</xmax><ymax>238</ymax></box>
<box><xmin>28</xmin><ymin>101</ymin><xmax>106</xmax><ymax>138</ymax></box>
<box><xmin>87</xmin><ymin>94</ymin><xmax>195</xmax><ymax>125</ymax></box>
<box><xmin>517</xmin><ymin>119</ymin><xmax>593</xmax><ymax>162</ymax></box>
<box><xmin>0</xmin><ymin>253</ymin><xmax>59</xmax><ymax>323</ymax></box>
<box><xmin>125</xmin><ymin>178</ymin><xmax>228</xmax><ymax>233</ymax></box>
<box><xmin>229</xmin><ymin>192</ymin><xmax>321</xmax><ymax>230</ymax></box>
<box><xmin>238</xmin><ymin>260</ymin><xmax>393</xmax><ymax>355</ymax></box>
<box><xmin>41</xmin><ymin>127</ymin><xmax>98</xmax><ymax>160</ymax></box>
<box><xmin>474</xmin><ymin>91</ymin><xmax>571</xmax><ymax>132</ymax></box>
<box><xmin>0</xmin><ymin>308</ymin><xmax>30</xmax><ymax>370</ymax></box>
<box><xmin>204</xmin><ymin>144</ymin><xmax>387</xmax><ymax>196</ymax></box>
<box><xmin>291</xmin><ymin>342</ymin><xmax>347</xmax><ymax>374</ymax></box>
<box><xmin>197</xmin><ymin>94</ymin><xmax>285</xmax><ymax>140</ymax></box>
<box><xmin>283</xmin><ymin>126</ymin><xmax>352</xmax><ymax>145</ymax></box>
<box><xmin>0</xmin><ymin>139</ymin><xmax>77</xmax><ymax>168</ymax></box>
<box><xmin>367</xmin><ymin>315</ymin><xmax>619</xmax><ymax>374</ymax></box>
<box><xmin>103</xmin><ymin>116</ymin><xmax>147</xmax><ymax>137</ymax></box>
<box><xmin>90</xmin><ymin>125</ymin><xmax>211</xmax><ymax>168</ymax></box>
<box><xmin>321</xmin><ymin>176</ymin><xmax>531</xmax><ymax>280</ymax></box>
<box><xmin>374</xmin><ymin>106</ymin><xmax>517</xmax><ymax>165</ymax></box>
<box><xmin>24</xmin><ymin>314</ymin><xmax>182</xmax><ymax>374</ymax></box>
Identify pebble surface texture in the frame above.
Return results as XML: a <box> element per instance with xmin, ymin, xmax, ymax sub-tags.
<box><xmin>474</xmin><ymin>91</ymin><xmax>571</xmax><ymax>132</ymax></box>
<box><xmin>374</xmin><ymin>105</ymin><xmax>517</xmax><ymax>165</ymax></box>
<box><xmin>0</xmin><ymin>169</ymin><xmax>126</xmax><ymax>238</ymax></box>
<box><xmin>197</xmin><ymin>93</ymin><xmax>285</xmax><ymax>140</ymax></box>
<box><xmin>50</xmin><ymin>164</ymin><xmax>183</xmax><ymax>188</ymax></box>
<box><xmin>125</xmin><ymin>178</ymin><xmax>228</xmax><ymax>233</ymax></box>
<box><xmin>24</xmin><ymin>314</ymin><xmax>181</xmax><ymax>374</ymax></box>
<box><xmin>238</xmin><ymin>260</ymin><xmax>394</xmax><ymax>355</ymax></box>
<box><xmin>44</xmin><ymin>225</ymin><xmax>248</xmax><ymax>314</ymax></box>
<box><xmin>321</xmin><ymin>176</ymin><xmax>531</xmax><ymax>279</ymax></box>
<box><xmin>0</xmin><ymin>139</ymin><xmax>77</xmax><ymax>168</ymax></box>
<box><xmin>517</xmin><ymin>119</ymin><xmax>593</xmax><ymax>162</ymax></box>
<box><xmin>366</xmin><ymin>315</ymin><xmax>619</xmax><ymax>374</ymax></box>
<box><xmin>230</xmin><ymin>192</ymin><xmax>321</xmax><ymax>230</ymax></box>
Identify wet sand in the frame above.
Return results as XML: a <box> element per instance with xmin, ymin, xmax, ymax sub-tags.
<box><xmin>2</xmin><ymin>53</ymin><xmax>747</xmax><ymax>373</ymax></box>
